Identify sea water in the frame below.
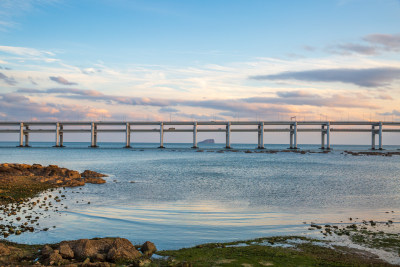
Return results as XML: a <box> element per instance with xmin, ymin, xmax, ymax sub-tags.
<box><xmin>0</xmin><ymin>142</ymin><xmax>399</xmax><ymax>249</ymax></box>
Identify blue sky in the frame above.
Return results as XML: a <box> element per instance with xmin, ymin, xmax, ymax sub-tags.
<box><xmin>0</xmin><ymin>0</ymin><xmax>400</xmax><ymax>130</ymax></box>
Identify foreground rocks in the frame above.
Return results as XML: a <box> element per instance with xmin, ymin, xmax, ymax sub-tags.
<box><xmin>0</xmin><ymin>238</ymin><xmax>156</xmax><ymax>266</ymax></box>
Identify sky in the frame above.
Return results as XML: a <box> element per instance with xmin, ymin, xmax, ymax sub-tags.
<box><xmin>0</xmin><ymin>0</ymin><xmax>400</xmax><ymax>144</ymax></box>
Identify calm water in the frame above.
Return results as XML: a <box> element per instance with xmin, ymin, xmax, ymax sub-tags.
<box><xmin>1</xmin><ymin>142</ymin><xmax>399</xmax><ymax>249</ymax></box>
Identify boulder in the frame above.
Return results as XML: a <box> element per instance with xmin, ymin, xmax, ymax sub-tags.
<box><xmin>44</xmin><ymin>250</ymin><xmax>64</xmax><ymax>265</ymax></box>
<box><xmin>140</xmin><ymin>241</ymin><xmax>157</xmax><ymax>257</ymax></box>
<box><xmin>59</xmin><ymin>243</ymin><xmax>74</xmax><ymax>259</ymax></box>
<box><xmin>106</xmin><ymin>239</ymin><xmax>142</xmax><ymax>262</ymax></box>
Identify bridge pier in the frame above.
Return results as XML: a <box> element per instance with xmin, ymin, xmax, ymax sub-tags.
<box><xmin>192</xmin><ymin>122</ymin><xmax>198</xmax><ymax>148</ymax></box>
<box><xmin>226</xmin><ymin>122</ymin><xmax>231</xmax><ymax>149</ymax></box>
<box><xmin>55</xmin><ymin>122</ymin><xmax>60</xmax><ymax>147</ymax></box>
<box><xmin>379</xmin><ymin>121</ymin><xmax>383</xmax><ymax>150</ymax></box>
<box><xmin>90</xmin><ymin>122</ymin><xmax>98</xmax><ymax>147</ymax></box>
<box><xmin>54</xmin><ymin>122</ymin><xmax>64</xmax><ymax>147</ymax></box>
<box><xmin>371</xmin><ymin>125</ymin><xmax>376</xmax><ymax>150</ymax></box>
<box><xmin>321</xmin><ymin>125</ymin><xmax>325</xmax><ymax>149</ymax></box>
<box><xmin>326</xmin><ymin>122</ymin><xmax>330</xmax><ymax>150</ymax></box>
<box><xmin>24</xmin><ymin>125</ymin><xmax>30</xmax><ymax>147</ymax></box>
<box><xmin>59</xmin><ymin>125</ymin><xmax>64</xmax><ymax>147</ymax></box>
<box><xmin>289</xmin><ymin>122</ymin><xmax>298</xmax><ymax>149</ymax></box>
<box><xmin>159</xmin><ymin>122</ymin><xmax>164</xmax><ymax>148</ymax></box>
<box><xmin>18</xmin><ymin>123</ymin><xmax>24</xmax><ymax>147</ymax></box>
<box><xmin>125</xmin><ymin>122</ymin><xmax>131</xmax><ymax>148</ymax></box>
<box><xmin>258</xmin><ymin>122</ymin><xmax>265</xmax><ymax>149</ymax></box>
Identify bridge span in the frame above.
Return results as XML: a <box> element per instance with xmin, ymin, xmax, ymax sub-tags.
<box><xmin>0</xmin><ymin>121</ymin><xmax>399</xmax><ymax>150</ymax></box>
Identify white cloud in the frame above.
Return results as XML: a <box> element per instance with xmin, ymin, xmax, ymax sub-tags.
<box><xmin>0</xmin><ymin>46</ymin><xmax>55</xmax><ymax>57</ymax></box>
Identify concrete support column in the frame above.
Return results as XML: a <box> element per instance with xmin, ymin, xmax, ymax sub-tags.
<box><xmin>159</xmin><ymin>122</ymin><xmax>164</xmax><ymax>148</ymax></box>
<box><xmin>59</xmin><ymin>125</ymin><xmax>64</xmax><ymax>147</ymax></box>
<box><xmin>55</xmin><ymin>122</ymin><xmax>60</xmax><ymax>147</ymax></box>
<box><xmin>289</xmin><ymin>125</ymin><xmax>293</xmax><ymax>149</ymax></box>
<box><xmin>371</xmin><ymin>125</ymin><xmax>376</xmax><ymax>150</ymax></box>
<box><xmin>321</xmin><ymin>125</ymin><xmax>325</xmax><ymax>149</ymax></box>
<box><xmin>125</xmin><ymin>122</ymin><xmax>131</xmax><ymax>148</ymax></box>
<box><xmin>258</xmin><ymin>122</ymin><xmax>265</xmax><ymax>149</ymax></box>
<box><xmin>24</xmin><ymin>125</ymin><xmax>30</xmax><ymax>147</ymax></box>
<box><xmin>192</xmin><ymin>122</ymin><xmax>198</xmax><ymax>148</ymax></box>
<box><xmin>90</xmin><ymin>122</ymin><xmax>98</xmax><ymax>147</ymax></box>
<box><xmin>18</xmin><ymin>122</ymin><xmax>24</xmax><ymax>147</ymax></box>
<box><xmin>326</xmin><ymin>122</ymin><xmax>330</xmax><ymax>150</ymax></box>
<box><xmin>226</xmin><ymin>122</ymin><xmax>231</xmax><ymax>149</ymax></box>
<box><xmin>378</xmin><ymin>121</ymin><xmax>383</xmax><ymax>150</ymax></box>
<box><xmin>293</xmin><ymin>122</ymin><xmax>298</xmax><ymax>149</ymax></box>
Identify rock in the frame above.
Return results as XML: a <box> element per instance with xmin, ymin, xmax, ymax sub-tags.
<box><xmin>0</xmin><ymin>243</ymin><xmax>11</xmax><ymax>255</ymax></box>
<box><xmin>106</xmin><ymin>238</ymin><xmax>142</xmax><ymax>262</ymax></box>
<box><xmin>81</xmin><ymin>170</ymin><xmax>108</xmax><ymax>178</ymax></box>
<box><xmin>84</xmin><ymin>177</ymin><xmax>106</xmax><ymax>184</ymax></box>
<box><xmin>140</xmin><ymin>241</ymin><xmax>157</xmax><ymax>257</ymax></box>
<box><xmin>59</xmin><ymin>238</ymin><xmax>142</xmax><ymax>262</ymax></box>
<box><xmin>44</xmin><ymin>250</ymin><xmax>64</xmax><ymax>265</ymax></box>
<box><xmin>41</xmin><ymin>245</ymin><xmax>54</xmax><ymax>257</ymax></box>
<box><xmin>59</xmin><ymin>243</ymin><xmax>74</xmax><ymax>259</ymax></box>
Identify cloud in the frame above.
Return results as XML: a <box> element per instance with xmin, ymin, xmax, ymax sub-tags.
<box><xmin>302</xmin><ymin>45</ymin><xmax>316</xmax><ymax>52</ymax></box>
<box><xmin>244</xmin><ymin>91</ymin><xmax>379</xmax><ymax>109</ymax></box>
<box><xmin>0</xmin><ymin>72</ymin><xmax>17</xmax><ymax>85</ymax></box>
<box><xmin>14</xmin><ymin>87</ymin><xmax>381</xmax><ymax>116</ymax></box>
<box><xmin>363</xmin><ymin>33</ymin><xmax>400</xmax><ymax>52</ymax></box>
<box><xmin>328</xmin><ymin>33</ymin><xmax>400</xmax><ymax>55</ymax></box>
<box><xmin>249</xmin><ymin>67</ymin><xmax>400</xmax><ymax>87</ymax></box>
<box><xmin>49</xmin><ymin>76</ymin><xmax>78</xmax><ymax>85</ymax></box>
<box><xmin>159</xmin><ymin>107</ymin><xmax>179</xmax><ymax>113</ymax></box>
<box><xmin>0</xmin><ymin>45</ymin><xmax>54</xmax><ymax>57</ymax></box>
<box><xmin>0</xmin><ymin>93</ymin><xmax>111</xmax><ymax>121</ymax></box>
<box><xmin>334</xmin><ymin>43</ymin><xmax>377</xmax><ymax>55</ymax></box>
<box><xmin>378</xmin><ymin>110</ymin><xmax>400</xmax><ymax>116</ymax></box>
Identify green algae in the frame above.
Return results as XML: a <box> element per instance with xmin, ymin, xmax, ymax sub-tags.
<box><xmin>155</xmin><ymin>236</ymin><xmax>396</xmax><ymax>266</ymax></box>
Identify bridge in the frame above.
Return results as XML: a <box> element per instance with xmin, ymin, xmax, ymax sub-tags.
<box><xmin>0</xmin><ymin>121</ymin><xmax>399</xmax><ymax>150</ymax></box>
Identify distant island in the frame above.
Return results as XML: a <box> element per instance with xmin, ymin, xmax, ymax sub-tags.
<box><xmin>199</xmin><ymin>139</ymin><xmax>215</xmax><ymax>144</ymax></box>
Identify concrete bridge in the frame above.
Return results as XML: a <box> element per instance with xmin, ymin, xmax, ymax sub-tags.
<box><xmin>0</xmin><ymin>121</ymin><xmax>399</xmax><ymax>150</ymax></box>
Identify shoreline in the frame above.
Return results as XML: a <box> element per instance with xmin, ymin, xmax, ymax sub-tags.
<box><xmin>0</xmin><ymin>163</ymin><xmax>399</xmax><ymax>266</ymax></box>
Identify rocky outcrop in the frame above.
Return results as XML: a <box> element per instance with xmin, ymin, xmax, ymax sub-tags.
<box><xmin>39</xmin><ymin>238</ymin><xmax>156</xmax><ymax>265</ymax></box>
<box><xmin>0</xmin><ymin>163</ymin><xmax>107</xmax><ymax>187</ymax></box>
<box><xmin>198</xmin><ymin>139</ymin><xmax>215</xmax><ymax>144</ymax></box>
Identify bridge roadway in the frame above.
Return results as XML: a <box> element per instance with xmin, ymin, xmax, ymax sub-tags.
<box><xmin>0</xmin><ymin>121</ymin><xmax>399</xmax><ymax>150</ymax></box>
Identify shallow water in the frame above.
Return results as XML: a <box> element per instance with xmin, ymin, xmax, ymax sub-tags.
<box><xmin>0</xmin><ymin>142</ymin><xmax>399</xmax><ymax>249</ymax></box>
